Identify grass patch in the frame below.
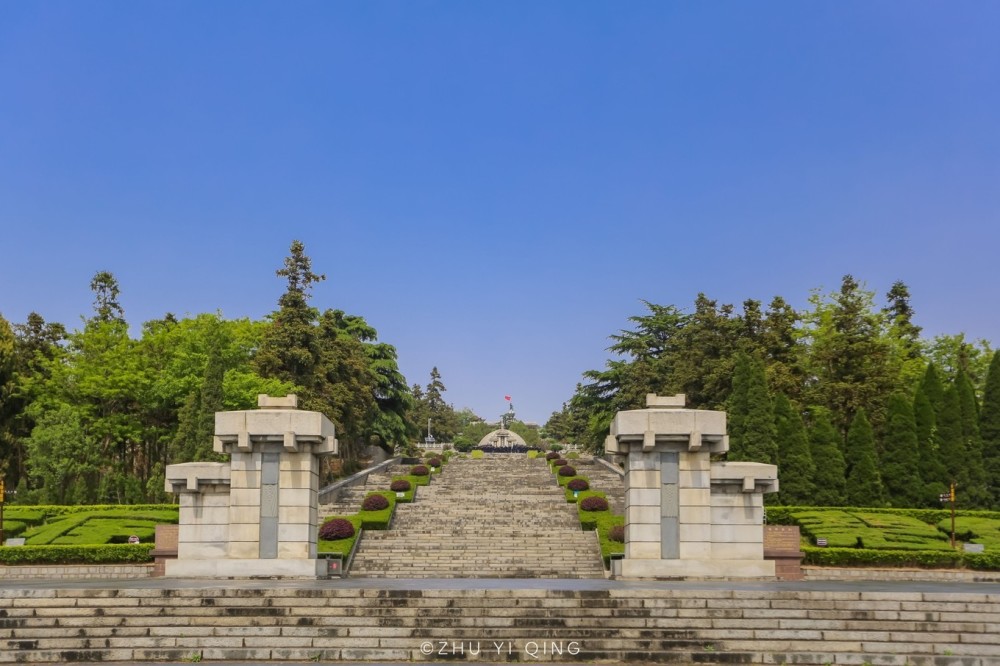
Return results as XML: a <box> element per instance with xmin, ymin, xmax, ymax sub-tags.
<box><xmin>358</xmin><ymin>491</ymin><xmax>396</xmax><ymax>530</ymax></box>
<box><xmin>576</xmin><ymin>491</ymin><xmax>609</xmax><ymax>531</ymax></box>
<box><xmin>471</xmin><ymin>450</ymin><xmax>484</xmax><ymax>459</ymax></box>
<box><xmin>527</xmin><ymin>450</ymin><xmax>539</xmax><ymax>459</ymax></box>
<box><xmin>596</xmin><ymin>514</ymin><xmax>624</xmax><ymax>567</ymax></box>
<box><xmin>20</xmin><ymin>508</ymin><xmax>179</xmax><ymax>546</ymax></box>
<box><xmin>389</xmin><ymin>476</ymin><xmax>417</xmax><ymax>502</ymax></box>
<box><xmin>317</xmin><ymin>515</ymin><xmax>363</xmax><ymax>557</ymax></box>
<box><xmin>940</xmin><ymin>516</ymin><xmax>1000</xmax><ymax>550</ymax></box>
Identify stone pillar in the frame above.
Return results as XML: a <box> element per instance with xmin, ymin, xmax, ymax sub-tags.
<box><xmin>606</xmin><ymin>394</ymin><xmax>778</xmax><ymax>578</ymax></box>
<box><xmin>165</xmin><ymin>395</ymin><xmax>338</xmax><ymax>578</ymax></box>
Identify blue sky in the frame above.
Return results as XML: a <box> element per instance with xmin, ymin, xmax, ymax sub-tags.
<box><xmin>1</xmin><ymin>2</ymin><xmax>998</xmax><ymax>424</ymax></box>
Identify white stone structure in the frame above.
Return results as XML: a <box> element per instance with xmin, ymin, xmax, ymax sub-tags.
<box><xmin>606</xmin><ymin>394</ymin><xmax>778</xmax><ymax>578</ymax></box>
<box><xmin>164</xmin><ymin>395</ymin><xmax>338</xmax><ymax>578</ymax></box>
<box><xmin>477</xmin><ymin>428</ymin><xmax>527</xmax><ymax>449</ymax></box>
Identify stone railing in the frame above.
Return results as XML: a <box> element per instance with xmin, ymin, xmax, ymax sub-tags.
<box><xmin>318</xmin><ymin>457</ymin><xmax>401</xmax><ymax>505</ymax></box>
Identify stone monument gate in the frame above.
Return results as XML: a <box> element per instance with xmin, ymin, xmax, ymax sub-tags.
<box><xmin>164</xmin><ymin>394</ymin><xmax>337</xmax><ymax>578</ymax></box>
<box><xmin>606</xmin><ymin>394</ymin><xmax>778</xmax><ymax>578</ymax></box>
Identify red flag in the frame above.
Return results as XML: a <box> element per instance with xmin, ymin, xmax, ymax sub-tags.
<box><xmin>504</xmin><ymin>395</ymin><xmax>511</xmax><ymax>401</ymax></box>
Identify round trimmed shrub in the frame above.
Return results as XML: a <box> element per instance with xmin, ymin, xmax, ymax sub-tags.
<box><xmin>411</xmin><ymin>465</ymin><xmax>430</xmax><ymax>476</ymax></box>
<box><xmin>390</xmin><ymin>479</ymin><xmax>411</xmax><ymax>492</ymax></box>
<box><xmin>566</xmin><ymin>478</ymin><xmax>589</xmax><ymax>492</ymax></box>
<box><xmin>558</xmin><ymin>465</ymin><xmax>577</xmax><ymax>477</ymax></box>
<box><xmin>549</xmin><ymin>444</ymin><xmax>563</xmax><ymax>452</ymax></box>
<box><xmin>553</xmin><ymin>458</ymin><xmax>568</xmax><ymax>467</ymax></box>
<box><xmin>609</xmin><ymin>525</ymin><xmax>625</xmax><ymax>543</ymax></box>
<box><xmin>362</xmin><ymin>494</ymin><xmax>390</xmax><ymax>511</ymax></box>
<box><xmin>319</xmin><ymin>518</ymin><xmax>355</xmax><ymax>541</ymax></box>
<box><xmin>580</xmin><ymin>496</ymin><xmax>610</xmax><ymax>512</ymax></box>
<box><xmin>545</xmin><ymin>451</ymin><xmax>560</xmax><ymax>461</ymax></box>
<box><xmin>426</xmin><ymin>457</ymin><xmax>442</xmax><ymax>468</ymax></box>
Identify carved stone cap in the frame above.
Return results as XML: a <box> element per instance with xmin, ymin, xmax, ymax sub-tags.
<box><xmin>258</xmin><ymin>394</ymin><xmax>298</xmax><ymax>409</ymax></box>
<box><xmin>646</xmin><ymin>393</ymin><xmax>686</xmax><ymax>408</ymax></box>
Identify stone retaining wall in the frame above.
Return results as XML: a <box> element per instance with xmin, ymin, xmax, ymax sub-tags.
<box><xmin>0</xmin><ymin>564</ymin><xmax>154</xmax><ymax>580</ymax></box>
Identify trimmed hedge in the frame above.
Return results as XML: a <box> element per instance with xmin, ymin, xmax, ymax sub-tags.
<box><xmin>358</xmin><ymin>491</ymin><xmax>396</xmax><ymax>530</ymax></box>
<box><xmin>390</xmin><ymin>479</ymin><xmax>411</xmax><ymax>492</ymax></box>
<box><xmin>576</xmin><ymin>491</ymin><xmax>609</xmax><ymax>530</ymax></box>
<box><xmin>0</xmin><ymin>543</ymin><xmax>154</xmax><ymax>565</ymax></box>
<box><xmin>801</xmin><ymin>546</ymin><xmax>963</xmax><ymax>569</ymax></box>
<box><xmin>545</xmin><ymin>451</ymin><xmax>561</xmax><ymax>461</ymax></box>
<box><xmin>361</xmin><ymin>494</ymin><xmax>390</xmax><ymax>511</ymax></box>
<box><xmin>319</xmin><ymin>518</ymin><xmax>355</xmax><ymax>541</ymax></box>
<box><xmin>471</xmin><ymin>450</ymin><xmax>484</xmax><ymax>459</ymax></box>
<box><xmin>567</xmin><ymin>478</ymin><xmax>589</xmax><ymax>492</ymax></box>
<box><xmin>318</xmin><ymin>515</ymin><xmax>362</xmax><ymax>557</ymax></box>
<box><xmin>558</xmin><ymin>465</ymin><xmax>577</xmax><ymax>477</ymax></box>
<box><xmin>595</xmin><ymin>514</ymin><xmax>625</xmax><ymax>567</ymax></box>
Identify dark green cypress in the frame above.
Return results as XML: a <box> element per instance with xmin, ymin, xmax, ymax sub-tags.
<box><xmin>773</xmin><ymin>393</ymin><xmax>815</xmax><ymax>504</ymax></box>
<box><xmin>956</xmin><ymin>370</ymin><xmax>990</xmax><ymax>507</ymax></box>
<box><xmin>740</xmin><ymin>355</ymin><xmax>777</xmax><ymax>464</ymax></box>
<box><xmin>845</xmin><ymin>409</ymin><xmax>884</xmax><ymax>506</ymax></box>
<box><xmin>808</xmin><ymin>407</ymin><xmax>847</xmax><ymax>506</ymax></box>
<box><xmin>936</xmin><ymin>385</ymin><xmax>966</xmax><ymax>489</ymax></box>
<box><xmin>727</xmin><ymin>351</ymin><xmax>751</xmax><ymax>459</ymax></box>
<box><xmin>881</xmin><ymin>393</ymin><xmax>923</xmax><ymax>508</ymax></box>
<box><xmin>980</xmin><ymin>352</ymin><xmax>1000</xmax><ymax>508</ymax></box>
<box><xmin>913</xmin><ymin>377</ymin><xmax>947</xmax><ymax>506</ymax></box>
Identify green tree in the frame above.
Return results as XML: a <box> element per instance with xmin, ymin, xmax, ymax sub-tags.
<box><xmin>254</xmin><ymin>240</ymin><xmax>325</xmax><ymax>389</ymax></box>
<box><xmin>24</xmin><ymin>404</ymin><xmax>100</xmax><ymax>504</ymax></box>
<box><xmin>936</xmin><ymin>384</ymin><xmax>966</xmax><ymax>491</ymax></box>
<box><xmin>801</xmin><ymin>275</ymin><xmax>894</xmax><ymax>438</ymax></box>
<box><xmin>0</xmin><ymin>315</ymin><xmax>15</xmax><ymax>488</ymax></box>
<box><xmin>727</xmin><ymin>352</ymin><xmax>751</xmax><ymax>457</ymax></box>
<box><xmin>913</xmin><ymin>379</ymin><xmax>947</xmax><ymax>506</ymax></box>
<box><xmin>844</xmin><ymin>409</ymin><xmax>884</xmax><ymax>506</ymax></box>
<box><xmin>980</xmin><ymin>352</ymin><xmax>1000</xmax><ymax>508</ymax></box>
<box><xmin>90</xmin><ymin>271</ymin><xmax>125</xmax><ymax>323</ymax></box>
<box><xmin>807</xmin><ymin>407</ymin><xmax>847</xmax><ymax>506</ymax></box>
<box><xmin>729</xmin><ymin>354</ymin><xmax>776</xmax><ymax>464</ymax></box>
<box><xmin>881</xmin><ymin>393</ymin><xmax>923</xmax><ymax>508</ymax></box>
<box><xmin>956</xmin><ymin>370</ymin><xmax>990</xmax><ymax>508</ymax></box>
<box><xmin>772</xmin><ymin>393</ymin><xmax>815</xmax><ymax>504</ymax></box>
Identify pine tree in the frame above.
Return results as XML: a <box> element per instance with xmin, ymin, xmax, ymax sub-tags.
<box><xmin>936</xmin><ymin>384</ymin><xmax>966</xmax><ymax>490</ymax></box>
<box><xmin>981</xmin><ymin>352</ymin><xmax>1000</xmax><ymax>508</ymax></box>
<box><xmin>773</xmin><ymin>393</ymin><xmax>815</xmax><ymax>504</ymax></box>
<box><xmin>845</xmin><ymin>409</ymin><xmax>884</xmax><ymax>506</ymax></box>
<box><xmin>808</xmin><ymin>408</ymin><xmax>847</xmax><ymax>506</ymax></box>
<box><xmin>956</xmin><ymin>370</ymin><xmax>990</xmax><ymax>507</ymax></box>
<box><xmin>881</xmin><ymin>392</ymin><xmax>923</xmax><ymax>507</ymax></box>
<box><xmin>914</xmin><ymin>365</ymin><xmax>948</xmax><ymax>506</ymax></box>
<box><xmin>727</xmin><ymin>352</ymin><xmax>751</xmax><ymax>458</ymax></box>
<box><xmin>741</xmin><ymin>355</ymin><xmax>777</xmax><ymax>463</ymax></box>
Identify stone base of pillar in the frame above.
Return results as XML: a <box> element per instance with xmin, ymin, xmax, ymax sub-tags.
<box><xmin>164</xmin><ymin>558</ymin><xmax>330</xmax><ymax>579</ymax></box>
<box><xmin>619</xmin><ymin>558</ymin><xmax>776</xmax><ymax>579</ymax></box>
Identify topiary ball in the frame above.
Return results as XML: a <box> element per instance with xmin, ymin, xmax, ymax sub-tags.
<box><xmin>362</xmin><ymin>494</ymin><xmax>390</xmax><ymax>511</ymax></box>
<box><xmin>545</xmin><ymin>451</ymin><xmax>561</xmax><ymax>461</ymax></box>
<box><xmin>580</xmin><ymin>496</ymin><xmax>610</xmax><ymax>512</ymax></box>
<box><xmin>567</xmin><ymin>478</ymin><xmax>589</xmax><ymax>492</ymax></box>
<box><xmin>319</xmin><ymin>518</ymin><xmax>355</xmax><ymax>541</ymax></box>
<box><xmin>411</xmin><ymin>465</ymin><xmax>430</xmax><ymax>476</ymax></box>
<box><xmin>426</xmin><ymin>457</ymin><xmax>442</xmax><ymax>468</ymax></box>
<box><xmin>558</xmin><ymin>465</ymin><xmax>577</xmax><ymax>477</ymax></box>
<box><xmin>553</xmin><ymin>458</ymin><xmax>568</xmax><ymax>467</ymax></box>
<box><xmin>609</xmin><ymin>525</ymin><xmax>625</xmax><ymax>543</ymax></box>
<box><xmin>390</xmin><ymin>479</ymin><xmax>411</xmax><ymax>492</ymax></box>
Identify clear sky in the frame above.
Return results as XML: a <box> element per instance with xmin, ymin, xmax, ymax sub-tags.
<box><xmin>1</xmin><ymin>2</ymin><xmax>998</xmax><ymax>424</ymax></box>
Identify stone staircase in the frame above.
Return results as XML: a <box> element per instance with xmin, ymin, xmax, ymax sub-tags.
<box><xmin>318</xmin><ymin>464</ymin><xmax>403</xmax><ymax>520</ymax></box>
<box><xmin>1</xmin><ymin>585</ymin><xmax>998</xmax><ymax>664</ymax></box>
<box><xmin>348</xmin><ymin>454</ymin><xmax>605</xmax><ymax>578</ymax></box>
<box><xmin>572</xmin><ymin>456</ymin><xmax>625</xmax><ymax>514</ymax></box>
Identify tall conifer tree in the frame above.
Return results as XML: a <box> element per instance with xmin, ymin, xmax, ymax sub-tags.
<box><xmin>881</xmin><ymin>392</ymin><xmax>923</xmax><ymax>507</ymax></box>
<box><xmin>936</xmin><ymin>385</ymin><xmax>967</xmax><ymax>490</ymax></box>
<box><xmin>956</xmin><ymin>370</ymin><xmax>990</xmax><ymax>507</ymax></box>
<box><xmin>980</xmin><ymin>352</ymin><xmax>1000</xmax><ymax>508</ymax></box>
<box><xmin>808</xmin><ymin>408</ymin><xmax>846</xmax><ymax>506</ymax></box>
<box><xmin>773</xmin><ymin>393</ymin><xmax>815</xmax><ymax>504</ymax></box>
<box><xmin>845</xmin><ymin>409</ymin><xmax>884</xmax><ymax>506</ymax></box>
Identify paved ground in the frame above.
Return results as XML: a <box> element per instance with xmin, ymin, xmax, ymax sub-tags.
<box><xmin>4</xmin><ymin>575</ymin><xmax>999</xmax><ymax>594</ymax></box>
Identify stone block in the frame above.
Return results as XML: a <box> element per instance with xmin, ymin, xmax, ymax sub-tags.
<box><xmin>627</xmin><ymin>506</ymin><xmax>661</xmax><ymax>525</ymax></box>
<box><xmin>679</xmin><ymin>506</ymin><xmax>711</xmax><ymax>524</ymax></box>
<box><xmin>626</xmin><ymin>488</ymin><xmax>660</xmax><ymax>506</ymax></box>
<box><xmin>679</xmin><ymin>524</ymin><xmax>711</xmax><ymax>542</ymax></box>
<box><xmin>228</xmin><ymin>523</ymin><xmax>260</xmax><ymax>543</ymax></box>
<box><xmin>711</xmin><ymin>504</ymin><xmax>763</xmax><ymax>525</ymax></box>
<box><xmin>711</xmin><ymin>524</ymin><xmax>764</xmax><ymax>543</ymax></box>
<box><xmin>279</xmin><ymin>504</ymin><xmax>316</xmax><ymax>526</ymax></box>
<box><xmin>679</xmin><ymin>469</ymin><xmax>710</xmax><ymax>488</ymax></box>
<box><xmin>712</xmin><ymin>541</ymin><xmax>763</xmax><ymax>559</ymax></box>
<box><xmin>279</xmin><ymin>469</ymin><xmax>315</xmax><ymax>489</ymax></box>
<box><xmin>628</xmin><ymin>524</ymin><xmax>660</xmax><ymax>542</ymax></box>
<box><xmin>626</xmin><ymin>541</ymin><xmax>661</xmax><ymax>559</ymax></box>
<box><xmin>182</xmin><ymin>523</ymin><xmax>228</xmax><ymax>544</ymax></box>
<box><xmin>679</xmin><ymin>488</ymin><xmax>710</xmax><ymax>507</ymax></box>
<box><xmin>278</xmin><ymin>542</ymin><xmax>313</xmax><ymax>559</ymax></box>
<box><xmin>277</xmin><ymin>523</ymin><xmax>313</xmax><ymax>543</ymax></box>
<box><xmin>679</xmin><ymin>453</ymin><xmax>710</xmax><ymax>471</ymax></box>
<box><xmin>628</xmin><ymin>452</ymin><xmax>659</xmax><ymax>471</ymax></box>
<box><xmin>625</xmin><ymin>470</ymin><xmax>659</xmax><ymax>489</ymax></box>
<box><xmin>679</xmin><ymin>541</ymin><xmax>712</xmax><ymax>559</ymax></box>
<box><xmin>278</xmin><ymin>488</ymin><xmax>313</xmax><ymax>507</ymax></box>
<box><xmin>229</xmin><ymin>505</ymin><xmax>261</xmax><ymax>526</ymax></box>
<box><xmin>177</xmin><ymin>542</ymin><xmax>227</xmax><ymax>559</ymax></box>
<box><xmin>620</xmin><ymin>558</ymin><xmax>774</xmax><ymax>578</ymax></box>
<box><xmin>228</xmin><ymin>541</ymin><xmax>260</xmax><ymax>559</ymax></box>
<box><xmin>229</xmin><ymin>489</ymin><xmax>260</xmax><ymax>508</ymax></box>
